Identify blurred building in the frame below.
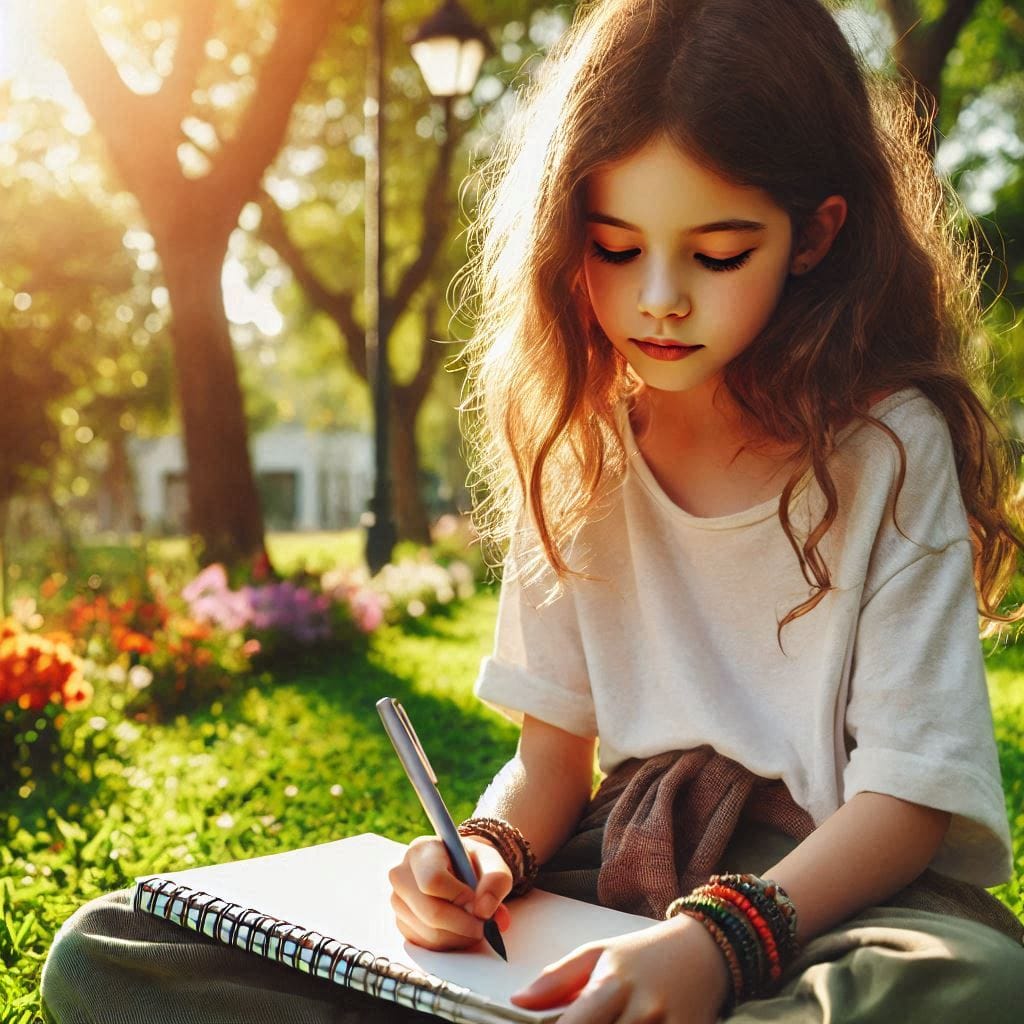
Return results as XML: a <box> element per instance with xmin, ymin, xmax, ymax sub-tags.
<box><xmin>130</xmin><ymin>425</ymin><xmax>373</xmax><ymax>533</ymax></box>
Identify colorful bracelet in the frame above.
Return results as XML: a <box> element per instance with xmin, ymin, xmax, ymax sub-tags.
<box><xmin>456</xmin><ymin>816</ymin><xmax>539</xmax><ymax>898</ymax></box>
<box><xmin>666</xmin><ymin>873</ymin><xmax>799</xmax><ymax>1008</ymax></box>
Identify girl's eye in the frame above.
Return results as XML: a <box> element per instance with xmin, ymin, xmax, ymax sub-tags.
<box><xmin>591</xmin><ymin>241</ymin><xmax>640</xmax><ymax>264</ymax></box>
<box><xmin>694</xmin><ymin>250</ymin><xmax>753</xmax><ymax>272</ymax></box>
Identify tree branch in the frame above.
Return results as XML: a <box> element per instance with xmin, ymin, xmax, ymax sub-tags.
<box><xmin>402</xmin><ymin>313</ymin><xmax>449</xmax><ymax>410</ymax></box>
<box><xmin>876</xmin><ymin>0</ymin><xmax>981</xmax><ymax>129</ymax></box>
<box><xmin>878</xmin><ymin>0</ymin><xmax>921</xmax><ymax>36</ymax></box>
<box><xmin>928</xmin><ymin>0</ymin><xmax>981</xmax><ymax>75</ymax></box>
<box><xmin>256</xmin><ymin>191</ymin><xmax>367</xmax><ymax>379</ymax></box>
<box><xmin>390</xmin><ymin>103</ymin><xmax>467</xmax><ymax>321</ymax></box>
<box><xmin>47</xmin><ymin>1</ymin><xmax>178</xmax><ymax>195</ymax></box>
<box><xmin>154</xmin><ymin>2</ymin><xmax>217</xmax><ymax>126</ymax></box>
<box><xmin>205</xmin><ymin>0</ymin><xmax>340</xmax><ymax>204</ymax></box>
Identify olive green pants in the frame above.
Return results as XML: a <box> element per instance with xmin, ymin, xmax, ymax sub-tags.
<box><xmin>41</xmin><ymin>825</ymin><xmax>1024</xmax><ymax>1023</ymax></box>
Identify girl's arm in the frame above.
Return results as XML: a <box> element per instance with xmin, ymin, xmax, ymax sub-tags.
<box><xmin>511</xmin><ymin>793</ymin><xmax>951</xmax><ymax>1022</ymax></box>
<box><xmin>473</xmin><ymin>713</ymin><xmax>597</xmax><ymax>864</ymax></box>
<box><xmin>764</xmin><ymin>790</ymin><xmax>951</xmax><ymax>943</ymax></box>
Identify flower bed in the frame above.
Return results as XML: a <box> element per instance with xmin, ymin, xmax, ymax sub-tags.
<box><xmin>0</xmin><ymin>618</ymin><xmax>92</xmax><ymax>776</ymax></box>
<box><xmin>2</xmin><ymin>541</ymin><xmax>482</xmax><ymax>770</ymax></box>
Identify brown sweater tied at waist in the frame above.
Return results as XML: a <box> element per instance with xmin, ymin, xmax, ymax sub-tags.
<box><xmin>536</xmin><ymin>746</ymin><xmax>1023</xmax><ymax>945</ymax></box>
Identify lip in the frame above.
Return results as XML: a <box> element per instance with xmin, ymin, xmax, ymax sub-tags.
<box><xmin>636</xmin><ymin>336</ymin><xmax>691</xmax><ymax>347</ymax></box>
<box><xmin>631</xmin><ymin>337</ymin><xmax>704</xmax><ymax>362</ymax></box>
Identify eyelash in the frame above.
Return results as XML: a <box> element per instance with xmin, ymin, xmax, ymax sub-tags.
<box><xmin>590</xmin><ymin>242</ymin><xmax>753</xmax><ymax>273</ymax></box>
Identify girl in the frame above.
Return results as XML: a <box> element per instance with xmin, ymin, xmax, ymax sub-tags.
<box><xmin>41</xmin><ymin>0</ymin><xmax>1024</xmax><ymax>1022</ymax></box>
<box><xmin>387</xmin><ymin>0</ymin><xmax>1024</xmax><ymax>1021</ymax></box>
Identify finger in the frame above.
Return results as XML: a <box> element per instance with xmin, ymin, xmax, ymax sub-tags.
<box><xmin>390</xmin><ymin>879</ymin><xmax>483</xmax><ymax>943</ymax></box>
<box><xmin>493</xmin><ymin>902</ymin><xmax>512</xmax><ymax>931</ymax></box>
<box><xmin>407</xmin><ymin>838</ymin><xmax>478</xmax><ymax>905</ymax></box>
<box><xmin>390</xmin><ymin>890</ymin><xmax>480</xmax><ymax>951</ymax></box>
<box><xmin>511</xmin><ymin>946</ymin><xmax>605</xmax><ymax>1009</ymax></box>
<box><xmin>555</xmin><ymin>976</ymin><xmax>629</xmax><ymax>1024</ymax></box>
<box><xmin>465</xmin><ymin>839</ymin><xmax>514</xmax><ymax>918</ymax></box>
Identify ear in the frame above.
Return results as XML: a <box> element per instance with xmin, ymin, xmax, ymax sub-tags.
<box><xmin>790</xmin><ymin>195</ymin><xmax>847</xmax><ymax>275</ymax></box>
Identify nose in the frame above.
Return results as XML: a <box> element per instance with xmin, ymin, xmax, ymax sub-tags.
<box><xmin>637</xmin><ymin>260</ymin><xmax>691</xmax><ymax>320</ymax></box>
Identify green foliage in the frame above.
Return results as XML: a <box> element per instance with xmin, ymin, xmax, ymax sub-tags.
<box><xmin>0</xmin><ymin>590</ymin><xmax>513</xmax><ymax>1020</ymax></box>
<box><xmin>985</xmin><ymin>643</ymin><xmax>1024</xmax><ymax>917</ymax></box>
<box><xmin>0</xmin><ymin>589</ymin><xmax>1022</xmax><ymax>1018</ymax></box>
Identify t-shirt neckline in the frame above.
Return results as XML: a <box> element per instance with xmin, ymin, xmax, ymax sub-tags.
<box><xmin>619</xmin><ymin>388</ymin><xmax>921</xmax><ymax>530</ymax></box>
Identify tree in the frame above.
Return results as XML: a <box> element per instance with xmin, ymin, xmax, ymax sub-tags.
<box><xmin>47</xmin><ymin>0</ymin><xmax>342</xmax><ymax>567</ymax></box>
<box><xmin>253</xmin><ymin>3</ymin><xmax>564</xmax><ymax>542</ymax></box>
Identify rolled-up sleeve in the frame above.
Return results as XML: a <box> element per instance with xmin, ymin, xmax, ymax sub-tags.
<box><xmin>844</xmin><ymin>538</ymin><xmax>1013</xmax><ymax>886</ymax></box>
<box><xmin>474</xmin><ymin>563</ymin><xmax>597</xmax><ymax>739</ymax></box>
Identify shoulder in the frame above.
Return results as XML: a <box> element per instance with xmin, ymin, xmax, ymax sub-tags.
<box><xmin>835</xmin><ymin>387</ymin><xmax>970</xmax><ymax>556</ymax></box>
<box><xmin>839</xmin><ymin>387</ymin><xmax>956</xmax><ymax>481</ymax></box>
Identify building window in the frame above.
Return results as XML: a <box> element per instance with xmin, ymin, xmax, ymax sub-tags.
<box><xmin>258</xmin><ymin>471</ymin><xmax>298</xmax><ymax>531</ymax></box>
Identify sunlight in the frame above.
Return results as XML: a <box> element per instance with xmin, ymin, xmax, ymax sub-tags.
<box><xmin>0</xmin><ymin>1</ymin><xmax>79</xmax><ymax>108</ymax></box>
<box><xmin>0</xmin><ymin>2</ymin><xmax>42</xmax><ymax>84</ymax></box>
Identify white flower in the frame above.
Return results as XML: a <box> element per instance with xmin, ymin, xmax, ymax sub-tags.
<box><xmin>128</xmin><ymin>665</ymin><xmax>153</xmax><ymax>690</ymax></box>
<box><xmin>107</xmin><ymin>664</ymin><xmax>127</xmax><ymax>685</ymax></box>
<box><xmin>88</xmin><ymin>716</ymin><xmax>108</xmax><ymax>731</ymax></box>
<box><xmin>215</xmin><ymin>813</ymin><xmax>235</xmax><ymax>829</ymax></box>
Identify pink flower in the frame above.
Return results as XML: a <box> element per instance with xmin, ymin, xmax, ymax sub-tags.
<box><xmin>349</xmin><ymin>590</ymin><xmax>385</xmax><ymax>633</ymax></box>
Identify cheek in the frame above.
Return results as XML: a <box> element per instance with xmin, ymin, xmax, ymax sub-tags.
<box><xmin>584</xmin><ymin>262</ymin><xmax>631</xmax><ymax>329</ymax></box>
<box><xmin>710</xmin><ymin>264</ymin><xmax>788</xmax><ymax>329</ymax></box>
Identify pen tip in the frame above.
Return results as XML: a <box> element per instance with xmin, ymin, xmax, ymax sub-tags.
<box><xmin>484</xmin><ymin>919</ymin><xmax>508</xmax><ymax>961</ymax></box>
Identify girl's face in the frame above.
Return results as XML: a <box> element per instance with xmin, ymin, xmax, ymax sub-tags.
<box><xmin>583</xmin><ymin>135</ymin><xmax>796</xmax><ymax>395</ymax></box>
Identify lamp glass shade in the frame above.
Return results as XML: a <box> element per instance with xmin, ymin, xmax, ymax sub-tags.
<box><xmin>411</xmin><ymin>36</ymin><xmax>486</xmax><ymax>97</ymax></box>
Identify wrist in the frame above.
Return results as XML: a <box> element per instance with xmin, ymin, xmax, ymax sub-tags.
<box><xmin>457</xmin><ymin>816</ymin><xmax>539</xmax><ymax>898</ymax></box>
<box><xmin>662</xmin><ymin>915</ymin><xmax>732</xmax><ymax>1009</ymax></box>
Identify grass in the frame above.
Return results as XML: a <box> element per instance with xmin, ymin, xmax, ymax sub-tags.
<box><xmin>1</xmin><ymin>589</ymin><xmax>1022</xmax><ymax>1022</ymax></box>
<box><xmin>0</xmin><ymin>590</ymin><xmax>514</xmax><ymax>1023</ymax></box>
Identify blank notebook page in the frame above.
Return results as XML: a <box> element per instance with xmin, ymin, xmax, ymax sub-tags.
<box><xmin>138</xmin><ymin>832</ymin><xmax>654</xmax><ymax>1014</ymax></box>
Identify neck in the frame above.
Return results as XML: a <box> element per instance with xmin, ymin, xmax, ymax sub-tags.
<box><xmin>638</xmin><ymin>376</ymin><xmax>754</xmax><ymax>449</ymax></box>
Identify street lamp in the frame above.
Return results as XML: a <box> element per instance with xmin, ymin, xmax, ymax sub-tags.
<box><xmin>364</xmin><ymin>0</ymin><xmax>491</xmax><ymax>575</ymax></box>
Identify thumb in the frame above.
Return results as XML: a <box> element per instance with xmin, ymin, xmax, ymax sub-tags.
<box><xmin>466</xmin><ymin>839</ymin><xmax>514</xmax><ymax>918</ymax></box>
<box><xmin>510</xmin><ymin>945</ymin><xmax>605</xmax><ymax>1009</ymax></box>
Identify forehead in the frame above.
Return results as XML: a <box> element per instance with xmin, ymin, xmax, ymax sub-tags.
<box><xmin>585</xmin><ymin>135</ymin><xmax>786</xmax><ymax>230</ymax></box>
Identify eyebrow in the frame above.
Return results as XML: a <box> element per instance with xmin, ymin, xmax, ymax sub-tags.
<box><xmin>585</xmin><ymin>212</ymin><xmax>767</xmax><ymax>235</ymax></box>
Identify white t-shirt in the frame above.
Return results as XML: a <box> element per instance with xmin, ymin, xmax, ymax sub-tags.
<box><xmin>474</xmin><ymin>389</ymin><xmax>1013</xmax><ymax>886</ymax></box>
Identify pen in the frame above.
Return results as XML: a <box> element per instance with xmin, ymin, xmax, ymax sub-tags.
<box><xmin>376</xmin><ymin>697</ymin><xmax>508</xmax><ymax>961</ymax></box>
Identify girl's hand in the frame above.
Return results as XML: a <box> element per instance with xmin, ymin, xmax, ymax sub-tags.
<box><xmin>387</xmin><ymin>835</ymin><xmax>513</xmax><ymax>951</ymax></box>
<box><xmin>510</xmin><ymin>914</ymin><xmax>730</xmax><ymax>1024</ymax></box>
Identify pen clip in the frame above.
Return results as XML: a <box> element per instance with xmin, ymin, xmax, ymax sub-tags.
<box><xmin>392</xmin><ymin>700</ymin><xmax>437</xmax><ymax>785</ymax></box>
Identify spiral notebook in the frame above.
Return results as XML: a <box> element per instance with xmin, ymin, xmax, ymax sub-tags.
<box><xmin>133</xmin><ymin>832</ymin><xmax>653</xmax><ymax>1023</ymax></box>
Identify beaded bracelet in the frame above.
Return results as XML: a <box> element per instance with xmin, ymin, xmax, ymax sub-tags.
<box><xmin>683</xmin><ymin>909</ymin><xmax>742</xmax><ymax>1014</ymax></box>
<box><xmin>681</xmin><ymin>895</ymin><xmax>762</xmax><ymax>1001</ymax></box>
<box><xmin>457</xmin><ymin>817</ymin><xmax>539</xmax><ymax>898</ymax></box>
<box><xmin>666</xmin><ymin>873</ymin><xmax>799</xmax><ymax>1009</ymax></box>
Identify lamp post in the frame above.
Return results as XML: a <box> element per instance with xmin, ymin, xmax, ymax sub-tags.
<box><xmin>363</xmin><ymin>0</ymin><xmax>491</xmax><ymax>575</ymax></box>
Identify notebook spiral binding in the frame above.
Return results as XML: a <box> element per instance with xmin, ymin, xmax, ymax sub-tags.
<box><xmin>134</xmin><ymin>877</ymin><xmax>475</xmax><ymax>1019</ymax></box>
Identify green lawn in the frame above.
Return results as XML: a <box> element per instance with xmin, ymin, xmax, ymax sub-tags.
<box><xmin>1</xmin><ymin>591</ymin><xmax>1022</xmax><ymax>1023</ymax></box>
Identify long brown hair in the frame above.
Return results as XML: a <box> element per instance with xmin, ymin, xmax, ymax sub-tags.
<box><xmin>458</xmin><ymin>0</ymin><xmax>1023</xmax><ymax>636</ymax></box>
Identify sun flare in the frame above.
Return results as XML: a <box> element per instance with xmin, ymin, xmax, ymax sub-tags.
<box><xmin>0</xmin><ymin>2</ymin><xmax>43</xmax><ymax>85</ymax></box>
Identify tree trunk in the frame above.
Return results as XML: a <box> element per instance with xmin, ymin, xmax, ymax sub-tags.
<box><xmin>0</xmin><ymin>497</ymin><xmax>8</xmax><ymax>618</ymax></box>
<box><xmin>103</xmin><ymin>424</ymin><xmax>139</xmax><ymax>534</ymax></box>
<box><xmin>51</xmin><ymin>0</ymin><xmax>340</xmax><ymax>572</ymax></box>
<box><xmin>159</xmin><ymin>236</ymin><xmax>267</xmax><ymax>568</ymax></box>
<box><xmin>390</xmin><ymin>394</ymin><xmax>431</xmax><ymax>545</ymax></box>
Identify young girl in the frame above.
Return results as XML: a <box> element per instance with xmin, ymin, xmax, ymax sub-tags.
<box><xmin>41</xmin><ymin>0</ymin><xmax>1024</xmax><ymax>1021</ymax></box>
<box><xmin>387</xmin><ymin>0</ymin><xmax>1024</xmax><ymax>1020</ymax></box>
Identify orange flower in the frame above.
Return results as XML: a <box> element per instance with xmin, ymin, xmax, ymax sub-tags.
<box><xmin>115</xmin><ymin>629</ymin><xmax>156</xmax><ymax>655</ymax></box>
<box><xmin>0</xmin><ymin>630</ymin><xmax>89</xmax><ymax>713</ymax></box>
